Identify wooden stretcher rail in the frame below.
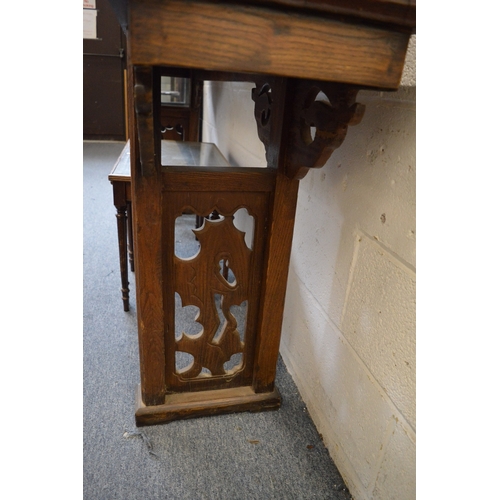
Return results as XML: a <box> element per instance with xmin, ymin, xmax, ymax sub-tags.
<box><xmin>161</xmin><ymin>167</ymin><xmax>276</xmax><ymax>192</ymax></box>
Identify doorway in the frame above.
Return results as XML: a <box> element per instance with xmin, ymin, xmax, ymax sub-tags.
<box><xmin>83</xmin><ymin>0</ymin><xmax>126</xmax><ymax>141</ymax></box>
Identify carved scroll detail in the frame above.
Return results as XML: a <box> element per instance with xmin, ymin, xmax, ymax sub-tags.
<box><xmin>286</xmin><ymin>81</ymin><xmax>365</xmax><ymax>179</ymax></box>
<box><xmin>133</xmin><ymin>66</ymin><xmax>156</xmax><ymax>177</ymax></box>
<box><xmin>252</xmin><ymin>82</ymin><xmax>274</xmax><ymax>166</ymax></box>
<box><xmin>174</xmin><ymin>216</ymin><xmax>251</xmax><ymax>379</ymax></box>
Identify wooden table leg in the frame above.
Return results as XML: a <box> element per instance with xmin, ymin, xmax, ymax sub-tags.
<box><xmin>115</xmin><ymin>204</ymin><xmax>130</xmax><ymax>312</ymax></box>
<box><xmin>126</xmin><ymin>200</ymin><xmax>135</xmax><ymax>273</ymax></box>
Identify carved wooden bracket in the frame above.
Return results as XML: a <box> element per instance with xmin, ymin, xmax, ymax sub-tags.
<box><xmin>251</xmin><ymin>77</ymin><xmax>288</xmax><ymax>171</ymax></box>
<box><xmin>252</xmin><ymin>80</ymin><xmax>276</xmax><ymax>167</ymax></box>
<box><xmin>285</xmin><ymin>80</ymin><xmax>365</xmax><ymax>180</ymax></box>
<box><xmin>252</xmin><ymin>78</ymin><xmax>365</xmax><ymax>179</ymax></box>
<box><xmin>133</xmin><ymin>66</ymin><xmax>156</xmax><ymax>177</ymax></box>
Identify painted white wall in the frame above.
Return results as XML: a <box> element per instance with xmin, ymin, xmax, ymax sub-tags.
<box><xmin>202</xmin><ymin>36</ymin><xmax>416</xmax><ymax>500</ymax></box>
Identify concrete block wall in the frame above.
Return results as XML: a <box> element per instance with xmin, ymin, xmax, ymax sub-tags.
<box><xmin>201</xmin><ymin>38</ymin><xmax>416</xmax><ymax>499</ymax></box>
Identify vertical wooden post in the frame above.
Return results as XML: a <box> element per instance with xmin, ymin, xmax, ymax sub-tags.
<box><xmin>130</xmin><ymin>63</ymin><xmax>166</xmax><ymax>406</ymax></box>
<box><xmin>252</xmin><ymin>77</ymin><xmax>300</xmax><ymax>393</ymax></box>
<box><xmin>252</xmin><ymin>172</ymin><xmax>299</xmax><ymax>393</ymax></box>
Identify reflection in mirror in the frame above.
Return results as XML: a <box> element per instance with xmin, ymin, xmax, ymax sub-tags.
<box><xmin>161</xmin><ymin>140</ymin><xmax>231</xmax><ymax>168</ymax></box>
<box><xmin>202</xmin><ymin>81</ymin><xmax>268</xmax><ymax>168</ymax></box>
<box><xmin>161</xmin><ymin>76</ymin><xmax>190</xmax><ymax>106</ymax></box>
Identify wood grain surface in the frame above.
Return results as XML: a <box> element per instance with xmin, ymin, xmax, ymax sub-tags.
<box><xmin>129</xmin><ymin>0</ymin><xmax>411</xmax><ymax>89</ymax></box>
<box><xmin>123</xmin><ymin>0</ymin><xmax>415</xmax><ymax>422</ymax></box>
<box><xmin>163</xmin><ymin>190</ymin><xmax>270</xmax><ymax>394</ymax></box>
<box><xmin>135</xmin><ymin>384</ymin><xmax>281</xmax><ymax>426</ymax></box>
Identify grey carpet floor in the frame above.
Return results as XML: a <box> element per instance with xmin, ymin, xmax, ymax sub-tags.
<box><xmin>83</xmin><ymin>141</ymin><xmax>352</xmax><ymax>500</ymax></box>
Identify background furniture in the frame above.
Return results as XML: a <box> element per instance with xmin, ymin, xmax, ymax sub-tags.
<box><xmin>159</xmin><ymin>70</ymin><xmax>202</xmax><ymax>143</ymax></box>
<box><xmin>109</xmin><ymin>141</ymin><xmax>134</xmax><ymax>311</ymax></box>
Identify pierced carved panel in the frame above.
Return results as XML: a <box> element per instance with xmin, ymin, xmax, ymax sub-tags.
<box><xmin>174</xmin><ymin>216</ymin><xmax>252</xmax><ymax>379</ymax></box>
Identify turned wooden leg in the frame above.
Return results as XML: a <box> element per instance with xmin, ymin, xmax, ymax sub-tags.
<box><xmin>116</xmin><ymin>205</ymin><xmax>130</xmax><ymax>312</ymax></box>
<box><xmin>126</xmin><ymin>200</ymin><xmax>135</xmax><ymax>273</ymax></box>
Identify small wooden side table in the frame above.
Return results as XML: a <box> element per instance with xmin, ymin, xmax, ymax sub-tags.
<box><xmin>109</xmin><ymin>141</ymin><xmax>134</xmax><ymax>311</ymax></box>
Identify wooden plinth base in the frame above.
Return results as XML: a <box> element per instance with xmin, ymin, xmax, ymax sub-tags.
<box><xmin>135</xmin><ymin>384</ymin><xmax>281</xmax><ymax>426</ymax></box>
